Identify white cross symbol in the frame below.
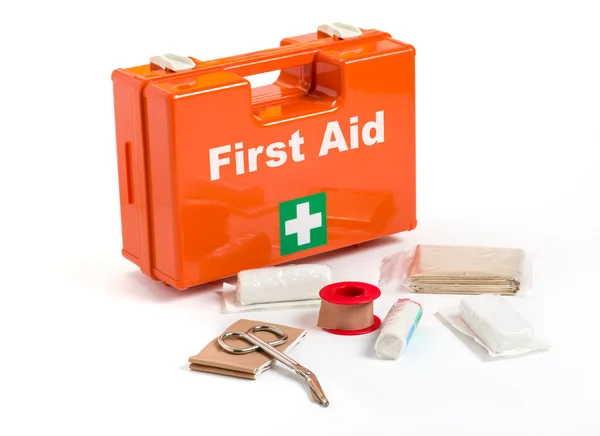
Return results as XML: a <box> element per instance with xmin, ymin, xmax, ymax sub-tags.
<box><xmin>285</xmin><ymin>202</ymin><xmax>322</xmax><ymax>246</ymax></box>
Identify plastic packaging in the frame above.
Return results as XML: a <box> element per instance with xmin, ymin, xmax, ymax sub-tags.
<box><xmin>374</xmin><ymin>299</ymin><xmax>422</xmax><ymax>359</ymax></box>
<box><xmin>220</xmin><ymin>264</ymin><xmax>332</xmax><ymax>313</ymax></box>
<box><xmin>221</xmin><ymin>285</ymin><xmax>321</xmax><ymax>313</ymax></box>
<box><xmin>438</xmin><ymin>294</ymin><xmax>549</xmax><ymax>357</ymax></box>
<box><xmin>378</xmin><ymin>244</ymin><xmax>532</xmax><ymax>295</ymax></box>
<box><xmin>460</xmin><ymin>294</ymin><xmax>533</xmax><ymax>354</ymax></box>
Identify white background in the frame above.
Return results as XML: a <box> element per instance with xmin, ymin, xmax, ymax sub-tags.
<box><xmin>1</xmin><ymin>1</ymin><xmax>599</xmax><ymax>435</ymax></box>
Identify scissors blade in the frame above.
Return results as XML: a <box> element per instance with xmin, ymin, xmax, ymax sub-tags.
<box><xmin>307</xmin><ymin>374</ymin><xmax>329</xmax><ymax>407</ymax></box>
<box><xmin>243</xmin><ymin>330</ymin><xmax>330</xmax><ymax>407</ymax></box>
<box><xmin>295</xmin><ymin>366</ymin><xmax>329</xmax><ymax>407</ymax></box>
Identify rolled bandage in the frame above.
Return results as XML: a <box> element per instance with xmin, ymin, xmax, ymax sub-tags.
<box><xmin>375</xmin><ymin>299</ymin><xmax>422</xmax><ymax>359</ymax></box>
<box><xmin>459</xmin><ymin>294</ymin><xmax>533</xmax><ymax>354</ymax></box>
<box><xmin>236</xmin><ymin>264</ymin><xmax>333</xmax><ymax>305</ymax></box>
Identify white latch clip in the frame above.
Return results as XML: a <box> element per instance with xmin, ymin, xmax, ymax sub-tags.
<box><xmin>149</xmin><ymin>54</ymin><xmax>195</xmax><ymax>72</ymax></box>
<box><xmin>317</xmin><ymin>23</ymin><xmax>362</xmax><ymax>39</ymax></box>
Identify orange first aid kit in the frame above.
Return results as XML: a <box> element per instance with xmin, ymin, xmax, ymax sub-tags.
<box><xmin>111</xmin><ymin>23</ymin><xmax>416</xmax><ymax>290</ymax></box>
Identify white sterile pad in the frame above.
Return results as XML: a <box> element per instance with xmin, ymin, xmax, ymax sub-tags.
<box><xmin>438</xmin><ymin>295</ymin><xmax>549</xmax><ymax>358</ymax></box>
<box><xmin>220</xmin><ymin>264</ymin><xmax>332</xmax><ymax>312</ymax></box>
<box><xmin>460</xmin><ymin>294</ymin><xmax>533</xmax><ymax>353</ymax></box>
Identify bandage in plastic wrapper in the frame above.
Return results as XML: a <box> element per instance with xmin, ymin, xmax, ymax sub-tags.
<box><xmin>375</xmin><ymin>299</ymin><xmax>422</xmax><ymax>359</ymax></box>
<box><xmin>220</xmin><ymin>264</ymin><xmax>332</xmax><ymax>313</ymax></box>
<box><xmin>437</xmin><ymin>294</ymin><xmax>549</xmax><ymax>357</ymax></box>
<box><xmin>378</xmin><ymin>244</ymin><xmax>532</xmax><ymax>295</ymax></box>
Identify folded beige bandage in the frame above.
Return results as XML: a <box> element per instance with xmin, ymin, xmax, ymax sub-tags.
<box><xmin>408</xmin><ymin>245</ymin><xmax>526</xmax><ymax>295</ymax></box>
<box><xmin>188</xmin><ymin>319</ymin><xmax>307</xmax><ymax>380</ymax></box>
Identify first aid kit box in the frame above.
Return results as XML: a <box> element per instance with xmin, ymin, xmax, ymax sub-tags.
<box><xmin>111</xmin><ymin>23</ymin><xmax>416</xmax><ymax>290</ymax></box>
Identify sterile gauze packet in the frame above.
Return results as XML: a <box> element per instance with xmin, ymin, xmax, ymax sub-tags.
<box><xmin>459</xmin><ymin>294</ymin><xmax>533</xmax><ymax>354</ymax></box>
<box><xmin>437</xmin><ymin>294</ymin><xmax>549</xmax><ymax>358</ymax></box>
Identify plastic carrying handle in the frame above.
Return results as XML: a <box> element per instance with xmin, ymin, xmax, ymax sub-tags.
<box><xmin>219</xmin><ymin>46</ymin><xmax>335</xmax><ymax>121</ymax></box>
<box><xmin>223</xmin><ymin>48</ymin><xmax>318</xmax><ymax>78</ymax></box>
<box><xmin>192</xmin><ymin>41</ymin><xmax>344</xmax><ymax>122</ymax></box>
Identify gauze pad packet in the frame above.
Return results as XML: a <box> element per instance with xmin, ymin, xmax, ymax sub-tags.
<box><xmin>438</xmin><ymin>294</ymin><xmax>549</xmax><ymax>357</ymax></box>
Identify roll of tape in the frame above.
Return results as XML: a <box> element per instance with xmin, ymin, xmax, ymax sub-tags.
<box><xmin>317</xmin><ymin>281</ymin><xmax>381</xmax><ymax>335</ymax></box>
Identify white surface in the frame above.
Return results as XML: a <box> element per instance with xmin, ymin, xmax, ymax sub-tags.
<box><xmin>1</xmin><ymin>1</ymin><xmax>599</xmax><ymax>435</ymax></box>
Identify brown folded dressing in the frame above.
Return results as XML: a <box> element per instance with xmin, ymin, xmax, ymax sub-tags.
<box><xmin>408</xmin><ymin>245</ymin><xmax>526</xmax><ymax>295</ymax></box>
<box><xmin>188</xmin><ymin>319</ymin><xmax>306</xmax><ymax>380</ymax></box>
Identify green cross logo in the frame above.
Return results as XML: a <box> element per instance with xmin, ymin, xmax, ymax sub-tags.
<box><xmin>279</xmin><ymin>192</ymin><xmax>327</xmax><ymax>256</ymax></box>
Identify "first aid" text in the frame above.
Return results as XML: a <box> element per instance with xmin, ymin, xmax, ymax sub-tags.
<box><xmin>209</xmin><ymin>110</ymin><xmax>385</xmax><ymax>181</ymax></box>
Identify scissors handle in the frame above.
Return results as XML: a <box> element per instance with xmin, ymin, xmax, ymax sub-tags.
<box><xmin>218</xmin><ymin>326</ymin><xmax>288</xmax><ymax>354</ymax></box>
<box><xmin>243</xmin><ymin>327</ymin><xmax>329</xmax><ymax>407</ymax></box>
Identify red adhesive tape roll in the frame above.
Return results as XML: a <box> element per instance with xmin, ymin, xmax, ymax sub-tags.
<box><xmin>317</xmin><ymin>281</ymin><xmax>382</xmax><ymax>335</ymax></box>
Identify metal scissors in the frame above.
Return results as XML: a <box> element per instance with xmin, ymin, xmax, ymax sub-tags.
<box><xmin>218</xmin><ymin>325</ymin><xmax>329</xmax><ymax>407</ymax></box>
